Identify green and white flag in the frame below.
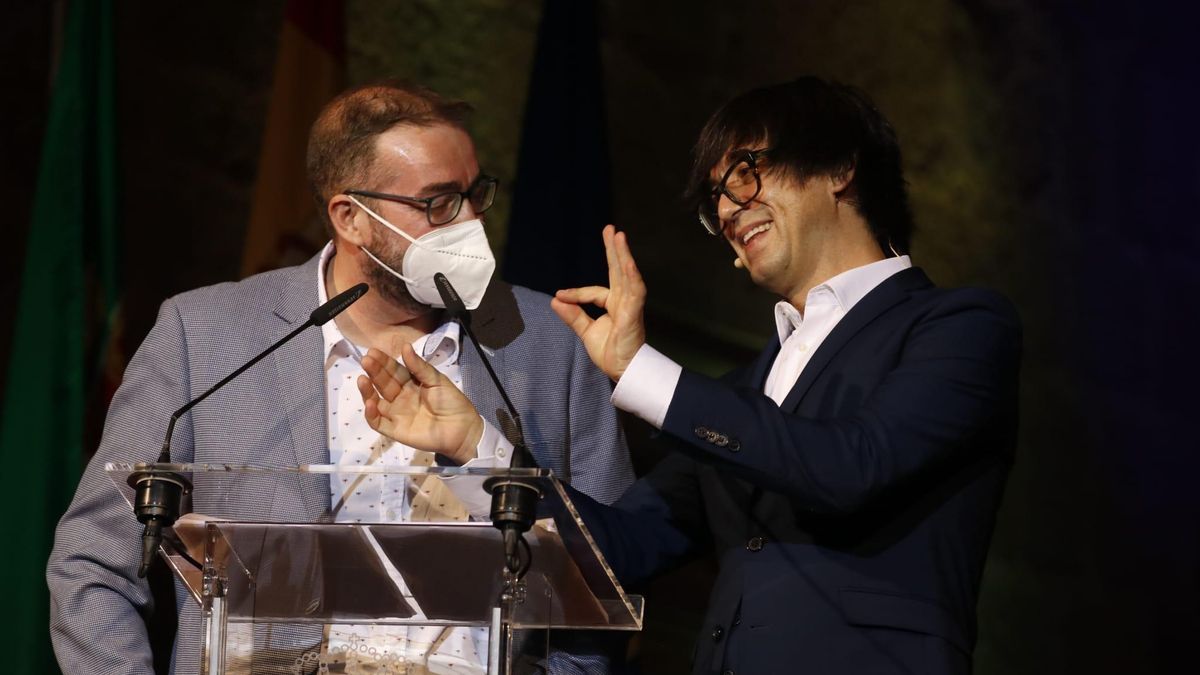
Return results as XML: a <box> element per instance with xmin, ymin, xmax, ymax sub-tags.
<box><xmin>0</xmin><ymin>1</ymin><xmax>120</xmax><ymax>672</ymax></box>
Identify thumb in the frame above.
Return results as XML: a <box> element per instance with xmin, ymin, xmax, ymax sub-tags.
<box><xmin>551</xmin><ymin>297</ymin><xmax>592</xmax><ymax>338</ymax></box>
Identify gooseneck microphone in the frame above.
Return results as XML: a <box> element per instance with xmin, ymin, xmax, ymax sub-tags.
<box><xmin>433</xmin><ymin>273</ymin><xmax>540</xmax><ymax>576</ymax></box>
<box><xmin>131</xmin><ymin>282</ymin><xmax>369</xmax><ymax>577</ymax></box>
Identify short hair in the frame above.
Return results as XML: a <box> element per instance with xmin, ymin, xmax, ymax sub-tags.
<box><xmin>686</xmin><ymin>76</ymin><xmax>913</xmax><ymax>254</ymax></box>
<box><xmin>306</xmin><ymin>79</ymin><xmax>473</xmax><ymax>231</ymax></box>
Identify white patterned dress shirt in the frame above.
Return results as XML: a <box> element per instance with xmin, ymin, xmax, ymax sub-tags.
<box><xmin>317</xmin><ymin>243</ymin><xmax>512</xmax><ymax>674</ymax></box>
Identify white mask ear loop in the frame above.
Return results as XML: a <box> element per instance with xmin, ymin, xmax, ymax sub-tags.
<box><xmin>346</xmin><ymin>194</ymin><xmax>419</xmax><ymax>282</ymax></box>
<box><xmin>346</xmin><ymin>194</ymin><xmax>422</xmax><ymax>246</ymax></box>
<box><xmin>359</xmin><ymin>245</ymin><xmax>414</xmax><ymax>283</ymax></box>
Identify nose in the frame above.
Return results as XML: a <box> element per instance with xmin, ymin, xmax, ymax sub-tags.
<box><xmin>715</xmin><ymin>193</ymin><xmax>747</xmax><ymax>236</ymax></box>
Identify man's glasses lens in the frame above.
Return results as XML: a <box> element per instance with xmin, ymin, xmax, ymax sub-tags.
<box><xmin>428</xmin><ymin>175</ymin><xmax>498</xmax><ymax>225</ymax></box>
<box><xmin>699</xmin><ymin>203</ymin><xmax>721</xmax><ymax>235</ymax></box>
<box><xmin>698</xmin><ymin>152</ymin><xmax>764</xmax><ymax>236</ymax></box>
<box><xmin>469</xmin><ymin>176</ymin><xmax>498</xmax><ymax>213</ymax></box>
<box><xmin>428</xmin><ymin>194</ymin><xmax>462</xmax><ymax>225</ymax></box>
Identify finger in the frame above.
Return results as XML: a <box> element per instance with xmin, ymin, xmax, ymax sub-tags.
<box><xmin>614</xmin><ymin>231</ymin><xmax>646</xmax><ymax>303</ymax></box>
<box><xmin>356</xmin><ymin>374</ymin><xmax>382</xmax><ymax>430</ymax></box>
<box><xmin>554</xmin><ymin>286</ymin><xmax>610</xmax><ymax>309</ymax></box>
<box><xmin>612</xmin><ymin>230</ymin><xmax>643</xmax><ymax>286</ymax></box>
<box><xmin>361</xmin><ymin>348</ymin><xmax>410</xmax><ymax>401</ymax></box>
<box><xmin>551</xmin><ymin>297</ymin><xmax>594</xmax><ymax>338</ymax></box>
<box><xmin>603</xmin><ymin>225</ymin><xmax>623</xmax><ymax>295</ymax></box>
<box><xmin>398</xmin><ymin>343</ymin><xmax>441</xmax><ymax>387</ymax></box>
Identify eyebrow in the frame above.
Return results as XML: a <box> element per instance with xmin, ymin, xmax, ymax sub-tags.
<box><xmin>415</xmin><ymin>170</ymin><xmax>490</xmax><ymax>198</ymax></box>
<box><xmin>415</xmin><ymin>180</ymin><xmax>465</xmax><ymax>197</ymax></box>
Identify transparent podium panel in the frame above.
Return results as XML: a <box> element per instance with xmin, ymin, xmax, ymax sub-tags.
<box><xmin>107</xmin><ymin>464</ymin><xmax>642</xmax><ymax>675</ymax></box>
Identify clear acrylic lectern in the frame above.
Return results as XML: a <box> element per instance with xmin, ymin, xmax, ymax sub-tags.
<box><xmin>107</xmin><ymin>463</ymin><xmax>643</xmax><ymax>675</ymax></box>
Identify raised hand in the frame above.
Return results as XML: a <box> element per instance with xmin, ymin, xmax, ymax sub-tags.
<box><xmin>356</xmin><ymin>344</ymin><xmax>484</xmax><ymax>465</ymax></box>
<box><xmin>551</xmin><ymin>224</ymin><xmax>646</xmax><ymax>381</ymax></box>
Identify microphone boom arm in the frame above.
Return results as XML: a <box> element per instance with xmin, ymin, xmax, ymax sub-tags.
<box><xmin>131</xmin><ymin>282</ymin><xmax>368</xmax><ymax>577</ymax></box>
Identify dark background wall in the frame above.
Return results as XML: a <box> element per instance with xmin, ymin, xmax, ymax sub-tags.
<box><xmin>4</xmin><ymin>1</ymin><xmax>1197</xmax><ymax>673</ymax></box>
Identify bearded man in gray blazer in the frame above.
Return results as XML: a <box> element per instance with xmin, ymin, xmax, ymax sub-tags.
<box><xmin>46</xmin><ymin>81</ymin><xmax>633</xmax><ymax>674</ymax></box>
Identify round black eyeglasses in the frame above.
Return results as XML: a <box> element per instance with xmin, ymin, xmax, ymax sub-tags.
<box><xmin>697</xmin><ymin>149</ymin><xmax>768</xmax><ymax>236</ymax></box>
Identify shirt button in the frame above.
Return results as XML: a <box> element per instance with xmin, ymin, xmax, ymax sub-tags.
<box><xmin>497</xmin><ymin>448</ymin><xmax>506</xmax><ymax>458</ymax></box>
<box><xmin>711</xmin><ymin>624</ymin><xmax>724</xmax><ymax>642</ymax></box>
<box><xmin>746</xmin><ymin>536</ymin><xmax>765</xmax><ymax>552</ymax></box>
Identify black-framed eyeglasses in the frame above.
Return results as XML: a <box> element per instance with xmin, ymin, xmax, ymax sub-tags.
<box><xmin>346</xmin><ymin>173</ymin><xmax>499</xmax><ymax>226</ymax></box>
<box><xmin>697</xmin><ymin>149</ymin><xmax>769</xmax><ymax>236</ymax></box>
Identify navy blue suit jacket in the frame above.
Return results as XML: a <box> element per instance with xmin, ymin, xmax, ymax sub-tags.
<box><xmin>573</xmin><ymin>267</ymin><xmax>1021</xmax><ymax>675</ymax></box>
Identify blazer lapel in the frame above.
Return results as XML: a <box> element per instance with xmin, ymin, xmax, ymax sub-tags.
<box><xmin>461</xmin><ymin>280</ymin><xmax>524</xmax><ymax>444</ymax></box>
<box><xmin>742</xmin><ymin>336</ymin><xmax>782</xmax><ymax>390</ymax></box>
<box><xmin>268</xmin><ymin>254</ymin><xmax>331</xmax><ymax>519</ymax></box>
<box><xmin>779</xmin><ymin>267</ymin><xmax>931</xmax><ymax>412</ymax></box>
<box><xmin>461</xmin><ymin>336</ymin><xmax>512</xmax><ymax>441</ymax></box>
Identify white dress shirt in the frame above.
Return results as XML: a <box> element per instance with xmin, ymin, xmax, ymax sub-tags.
<box><xmin>317</xmin><ymin>243</ymin><xmax>511</xmax><ymax>674</ymax></box>
<box><xmin>613</xmin><ymin>255</ymin><xmax>912</xmax><ymax>426</ymax></box>
<box><xmin>318</xmin><ymin>243</ymin><xmax>514</xmax><ymax>519</ymax></box>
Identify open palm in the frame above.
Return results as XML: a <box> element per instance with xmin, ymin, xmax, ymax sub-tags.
<box><xmin>356</xmin><ymin>344</ymin><xmax>483</xmax><ymax>465</ymax></box>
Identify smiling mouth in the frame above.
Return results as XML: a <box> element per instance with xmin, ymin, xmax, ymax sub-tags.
<box><xmin>741</xmin><ymin>222</ymin><xmax>772</xmax><ymax>247</ymax></box>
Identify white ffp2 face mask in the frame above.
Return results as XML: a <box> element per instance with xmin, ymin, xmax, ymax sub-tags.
<box><xmin>348</xmin><ymin>194</ymin><xmax>496</xmax><ymax>310</ymax></box>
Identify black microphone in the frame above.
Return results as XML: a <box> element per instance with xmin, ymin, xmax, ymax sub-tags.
<box><xmin>130</xmin><ymin>282</ymin><xmax>369</xmax><ymax>577</ymax></box>
<box><xmin>310</xmin><ymin>282</ymin><xmax>369</xmax><ymax>326</ymax></box>
<box><xmin>434</xmin><ymin>273</ymin><xmax>540</xmax><ymax>576</ymax></box>
<box><xmin>433</xmin><ymin>272</ymin><xmax>471</xmax><ymax>330</ymax></box>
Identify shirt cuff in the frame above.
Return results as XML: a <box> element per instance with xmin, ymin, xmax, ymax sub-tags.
<box><xmin>443</xmin><ymin>417</ymin><xmax>515</xmax><ymax>519</ymax></box>
<box><xmin>611</xmin><ymin>343</ymin><xmax>682</xmax><ymax>429</ymax></box>
<box><xmin>463</xmin><ymin>417</ymin><xmax>514</xmax><ymax>468</ymax></box>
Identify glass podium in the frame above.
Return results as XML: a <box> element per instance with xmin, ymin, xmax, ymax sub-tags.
<box><xmin>107</xmin><ymin>463</ymin><xmax>643</xmax><ymax>675</ymax></box>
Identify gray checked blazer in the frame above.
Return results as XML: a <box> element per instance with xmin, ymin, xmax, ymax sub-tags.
<box><xmin>46</xmin><ymin>254</ymin><xmax>633</xmax><ymax>674</ymax></box>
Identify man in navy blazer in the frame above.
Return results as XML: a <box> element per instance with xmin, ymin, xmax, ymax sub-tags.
<box><xmin>364</xmin><ymin>77</ymin><xmax>1021</xmax><ymax>674</ymax></box>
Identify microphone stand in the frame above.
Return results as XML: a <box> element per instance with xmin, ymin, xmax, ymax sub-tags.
<box><xmin>432</xmin><ymin>274</ymin><xmax>541</xmax><ymax>579</ymax></box>
<box><xmin>434</xmin><ymin>273</ymin><xmax>546</xmax><ymax>675</ymax></box>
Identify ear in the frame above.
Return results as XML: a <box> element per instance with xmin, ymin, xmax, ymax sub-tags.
<box><xmin>828</xmin><ymin>163</ymin><xmax>856</xmax><ymax>200</ymax></box>
<box><xmin>328</xmin><ymin>194</ymin><xmax>372</xmax><ymax>247</ymax></box>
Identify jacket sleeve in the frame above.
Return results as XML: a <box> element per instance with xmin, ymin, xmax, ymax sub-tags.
<box><xmin>560</xmin><ymin>329</ymin><xmax>636</xmax><ymax>506</ymax></box>
<box><xmin>564</xmin><ymin>445</ymin><xmax>711</xmax><ymax>587</ymax></box>
<box><xmin>660</xmin><ymin>291</ymin><xmax>1021</xmax><ymax>516</ymax></box>
<box><xmin>47</xmin><ymin>298</ymin><xmax>194</xmax><ymax>674</ymax></box>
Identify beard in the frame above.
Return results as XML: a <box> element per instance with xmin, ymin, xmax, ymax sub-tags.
<box><xmin>361</xmin><ymin>225</ymin><xmax>431</xmax><ymax>316</ymax></box>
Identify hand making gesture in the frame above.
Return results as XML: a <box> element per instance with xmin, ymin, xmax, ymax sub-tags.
<box><xmin>551</xmin><ymin>224</ymin><xmax>647</xmax><ymax>381</ymax></box>
<box><xmin>356</xmin><ymin>344</ymin><xmax>483</xmax><ymax>465</ymax></box>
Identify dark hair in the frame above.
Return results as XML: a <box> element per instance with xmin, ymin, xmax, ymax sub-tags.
<box><xmin>686</xmin><ymin>76</ymin><xmax>913</xmax><ymax>254</ymax></box>
<box><xmin>306</xmin><ymin>79</ymin><xmax>473</xmax><ymax>232</ymax></box>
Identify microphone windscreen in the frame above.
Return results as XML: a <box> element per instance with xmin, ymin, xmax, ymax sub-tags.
<box><xmin>310</xmin><ymin>283</ymin><xmax>368</xmax><ymax>325</ymax></box>
<box><xmin>434</xmin><ymin>273</ymin><xmax>471</xmax><ymax>328</ymax></box>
